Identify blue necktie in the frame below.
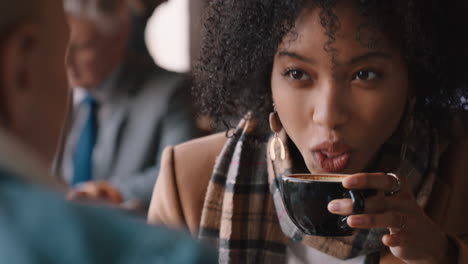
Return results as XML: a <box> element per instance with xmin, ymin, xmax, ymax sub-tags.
<box><xmin>72</xmin><ymin>95</ymin><xmax>97</xmax><ymax>185</ymax></box>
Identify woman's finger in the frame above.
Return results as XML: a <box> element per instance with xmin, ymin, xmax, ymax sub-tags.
<box><xmin>328</xmin><ymin>193</ymin><xmax>414</xmax><ymax>215</ymax></box>
<box><xmin>347</xmin><ymin>211</ymin><xmax>408</xmax><ymax>230</ymax></box>
<box><xmin>328</xmin><ymin>198</ymin><xmax>353</xmax><ymax>215</ymax></box>
<box><xmin>382</xmin><ymin>234</ymin><xmax>405</xmax><ymax>248</ymax></box>
<box><xmin>365</xmin><ymin>193</ymin><xmax>415</xmax><ymax>214</ymax></box>
<box><xmin>343</xmin><ymin>173</ymin><xmax>404</xmax><ymax>193</ymax></box>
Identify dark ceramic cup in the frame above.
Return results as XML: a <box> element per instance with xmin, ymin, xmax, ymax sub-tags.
<box><xmin>281</xmin><ymin>174</ymin><xmax>374</xmax><ymax>236</ymax></box>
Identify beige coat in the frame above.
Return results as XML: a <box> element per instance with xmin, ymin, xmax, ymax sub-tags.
<box><xmin>149</xmin><ymin>115</ymin><xmax>468</xmax><ymax>263</ymax></box>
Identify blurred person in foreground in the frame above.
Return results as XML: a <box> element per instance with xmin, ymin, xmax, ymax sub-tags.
<box><xmin>0</xmin><ymin>0</ymin><xmax>215</xmax><ymax>263</ymax></box>
<box><xmin>58</xmin><ymin>0</ymin><xmax>197</xmax><ymax>208</ymax></box>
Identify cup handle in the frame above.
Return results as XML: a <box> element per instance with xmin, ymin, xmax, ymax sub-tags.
<box><xmin>349</xmin><ymin>190</ymin><xmax>366</xmax><ymax>215</ymax></box>
<box><xmin>338</xmin><ymin>190</ymin><xmax>365</xmax><ymax>231</ymax></box>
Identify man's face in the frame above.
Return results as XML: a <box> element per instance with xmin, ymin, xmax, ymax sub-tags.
<box><xmin>66</xmin><ymin>14</ymin><xmax>129</xmax><ymax>89</ymax></box>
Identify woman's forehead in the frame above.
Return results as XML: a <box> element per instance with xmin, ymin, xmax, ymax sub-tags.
<box><xmin>280</xmin><ymin>2</ymin><xmax>396</xmax><ymax>61</ymax></box>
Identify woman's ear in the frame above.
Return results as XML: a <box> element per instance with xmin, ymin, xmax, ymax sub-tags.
<box><xmin>269</xmin><ymin>111</ymin><xmax>283</xmax><ymax>133</ymax></box>
<box><xmin>0</xmin><ymin>23</ymin><xmax>39</xmax><ymax>129</ymax></box>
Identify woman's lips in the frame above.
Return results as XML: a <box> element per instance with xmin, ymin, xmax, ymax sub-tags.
<box><xmin>310</xmin><ymin>141</ymin><xmax>352</xmax><ymax>173</ymax></box>
<box><xmin>313</xmin><ymin>151</ymin><xmax>350</xmax><ymax>173</ymax></box>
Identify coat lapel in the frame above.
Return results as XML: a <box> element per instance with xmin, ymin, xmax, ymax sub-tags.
<box><xmin>91</xmin><ymin>56</ymin><xmax>141</xmax><ymax>181</ymax></box>
<box><xmin>110</xmin><ymin>73</ymin><xmax>175</xmax><ymax>178</ymax></box>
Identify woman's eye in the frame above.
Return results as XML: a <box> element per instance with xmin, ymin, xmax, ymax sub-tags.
<box><xmin>284</xmin><ymin>69</ymin><xmax>311</xmax><ymax>81</ymax></box>
<box><xmin>353</xmin><ymin>70</ymin><xmax>380</xmax><ymax>81</ymax></box>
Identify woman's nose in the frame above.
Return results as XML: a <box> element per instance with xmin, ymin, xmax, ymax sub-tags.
<box><xmin>312</xmin><ymin>81</ymin><xmax>350</xmax><ymax>130</ymax></box>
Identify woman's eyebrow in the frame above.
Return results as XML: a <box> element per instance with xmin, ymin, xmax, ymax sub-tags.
<box><xmin>277</xmin><ymin>50</ymin><xmax>317</xmax><ymax>65</ymax></box>
<box><xmin>277</xmin><ymin>50</ymin><xmax>392</xmax><ymax>66</ymax></box>
<box><xmin>346</xmin><ymin>51</ymin><xmax>392</xmax><ymax>65</ymax></box>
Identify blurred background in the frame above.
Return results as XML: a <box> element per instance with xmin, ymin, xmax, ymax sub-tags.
<box><xmin>146</xmin><ymin>0</ymin><xmax>203</xmax><ymax>73</ymax></box>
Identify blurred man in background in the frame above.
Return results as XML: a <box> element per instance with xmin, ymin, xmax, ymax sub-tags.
<box><xmin>58</xmin><ymin>0</ymin><xmax>197</xmax><ymax>208</ymax></box>
<box><xmin>0</xmin><ymin>0</ymin><xmax>214</xmax><ymax>263</ymax></box>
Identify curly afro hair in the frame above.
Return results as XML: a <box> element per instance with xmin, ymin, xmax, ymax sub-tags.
<box><xmin>193</xmin><ymin>0</ymin><xmax>468</xmax><ymax>133</ymax></box>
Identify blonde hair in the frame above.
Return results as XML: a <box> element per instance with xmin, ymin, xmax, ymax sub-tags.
<box><xmin>0</xmin><ymin>0</ymin><xmax>40</xmax><ymax>36</ymax></box>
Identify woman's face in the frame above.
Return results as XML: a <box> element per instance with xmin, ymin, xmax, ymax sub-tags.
<box><xmin>271</xmin><ymin>3</ymin><xmax>409</xmax><ymax>174</ymax></box>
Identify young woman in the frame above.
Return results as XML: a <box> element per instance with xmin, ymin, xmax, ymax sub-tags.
<box><xmin>148</xmin><ymin>0</ymin><xmax>468</xmax><ymax>263</ymax></box>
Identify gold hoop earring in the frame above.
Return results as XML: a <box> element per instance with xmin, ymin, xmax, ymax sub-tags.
<box><xmin>269</xmin><ymin>110</ymin><xmax>285</xmax><ymax>161</ymax></box>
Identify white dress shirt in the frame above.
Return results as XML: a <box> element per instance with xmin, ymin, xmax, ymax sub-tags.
<box><xmin>62</xmin><ymin>65</ymin><xmax>122</xmax><ymax>184</ymax></box>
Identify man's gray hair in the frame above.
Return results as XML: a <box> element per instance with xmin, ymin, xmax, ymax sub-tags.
<box><xmin>64</xmin><ymin>0</ymin><xmax>129</xmax><ymax>35</ymax></box>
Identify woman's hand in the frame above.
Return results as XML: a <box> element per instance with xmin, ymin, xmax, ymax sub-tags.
<box><xmin>327</xmin><ymin>173</ymin><xmax>453</xmax><ymax>263</ymax></box>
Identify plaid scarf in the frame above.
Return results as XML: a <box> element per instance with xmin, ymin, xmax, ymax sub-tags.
<box><xmin>199</xmin><ymin>114</ymin><xmax>440</xmax><ymax>263</ymax></box>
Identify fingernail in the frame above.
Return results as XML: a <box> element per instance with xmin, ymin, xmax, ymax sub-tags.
<box><xmin>345</xmin><ymin>177</ymin><xmax>358</xmax><ymax>187</ymax></box>
<box><xmin>328</xmin><ymin>201</ymin><xmax>341</xmax><ymax>212</ymax></box>
<box><xmin>350</xmin><ymin>216</ymin><xmax>364</xmax><ymax>226</ymax></box>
